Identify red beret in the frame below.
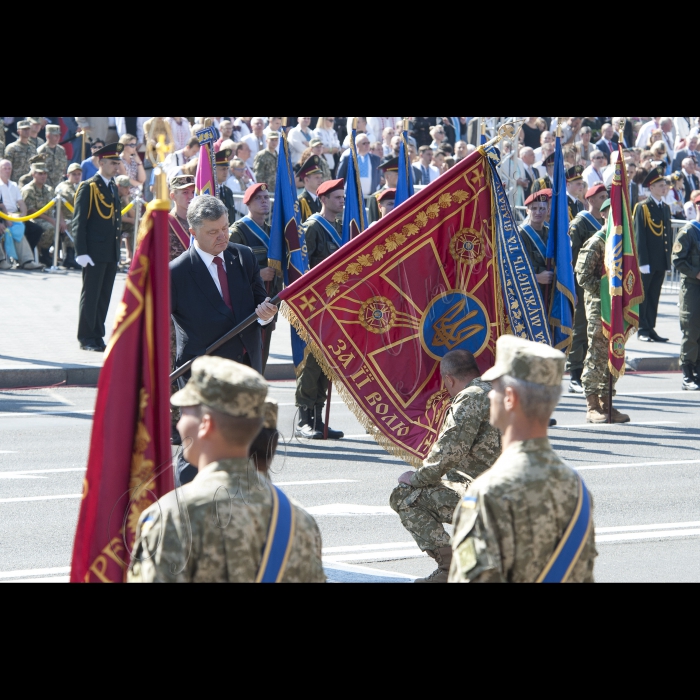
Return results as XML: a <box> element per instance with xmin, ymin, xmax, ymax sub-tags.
<box><xmin>377</xmin><ymin>188</ymin><xmax>397</xmax><ymax>204</ymax></box>
<box><xmin>585</xmin><ymin>184</ymin><xmax>608</xmax><ymax>199</ymax></box>
<box><xmin>524</xmin><ymin>190</ymin><xmax>552</xmax><ymax>206</ymax></box>
<box><xmin>243</xmin><ymin>183</ymin><xmax>269</xmax><ymax>205</ymax></box>
<box><xmin>693</xmin><ymin>192</ymin><xmax>700</xmax><ymax>205</ymax></box>
<box><xmin>317</xmin><ymin>179</ymin><xmax>345</xmax><ymax>197</ymax></box>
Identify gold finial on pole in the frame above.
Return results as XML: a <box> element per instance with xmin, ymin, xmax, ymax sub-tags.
<box><xmin>557</xmin><ymin>117</ymin><xmax>564</xmax><ymax>138</ymax></box>
<box><xmin>154</xmin><ymin>135</ymin><xmax>169</xmax><ymax>201</ymax></box>
<box><xmin>403</xmin><ymin>118</ymin><xmax>409</xmax><ymax>133</ymax></box>
<box><xmin>618</xmin><ymin>118</ymin><xmax>626</xmax><ymax>141</ymax></box>
<box><xmin>282</xmin><ymin>117</ymin><xmax>288</xmax><ymax>128</ymax></box>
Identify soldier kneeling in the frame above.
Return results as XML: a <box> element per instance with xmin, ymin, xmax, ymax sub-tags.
<box><xmin>390</xmin><ymin>350</ymin><xmax>501</xmax><ymax>584</ymax></box>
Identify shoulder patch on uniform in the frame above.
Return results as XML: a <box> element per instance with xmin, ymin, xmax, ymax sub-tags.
<box><xmin>673</xmin><ymin>241</ymin><xmax>683</xmax><ymax>254</ymax></box>
<box><xmin>457</xmin><ymin>538</ymin><xmax>478</xmax><ymax>573</ymax></box>
<box><xmin>461</xmin><ymin>495</ymin><xmax>478</xmax><ymax>510</ymax></box>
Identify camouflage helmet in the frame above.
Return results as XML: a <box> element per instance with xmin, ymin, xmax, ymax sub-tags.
<box><xmin>483</xmin><ymin>335</ymin><xmax>565</xmax><ymax>388</ymax></box>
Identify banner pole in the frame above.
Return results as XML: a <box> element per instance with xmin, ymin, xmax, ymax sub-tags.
<box><xmin>323</xmin><ymin>383</ymin><xmax>333</xmax><ymax>440</ymax></box>
<box><xmin>52</xmin><ymin>196</ymin><xmax>62</xmax><ymax>270</ymax></box>
<box><xmin>608</xmin><ymin>374</ymin><xmax>614</xmax><ymax>424</ymax></box>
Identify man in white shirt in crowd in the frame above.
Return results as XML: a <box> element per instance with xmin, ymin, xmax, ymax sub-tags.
<box><xmin>164</xmin><ymin>137</ymin><xmax>201</xmax><ymax>178</ymax></box>
<box><xmin>168</xmin><ymin>117</ymin><xmax>193</xmax><ymax>152</ymax></box>
<box><xmin>242</xmin><ymin>118</ymin><xmax>266</xmax><ymax>168</ymax></box>
<box><xmin>582</xmin><ymin>151</ymin><xmax>608</xmax><ymax>188</ymax></box>
<box><xmin>367</xmin><ymin>117</ymin><xmax>401</xmax><ymax>145</ymax></box>
<box><xmin>413</xmin><ymin>146</ymin><xmax>441</xmax><ymax>186</ymax></box>
<box><xmin>288</xmin><ymin>117</ymin><xmax>315</xmax><ymax>166</ymax></box>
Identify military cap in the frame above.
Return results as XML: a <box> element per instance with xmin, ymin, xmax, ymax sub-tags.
<box><xmin>483</xmin><ymin>335</ymin><xmax>566</xmax><ymax>387</ymax></box>
<box><xmin>600</xmin><ymin>199</ymin><xmax>611</xmax><ymax>212</ymax></box>
<box><xmin>263</xmin><ymin>400</ymin><xmax>279</xmax><ymax>430</ymax></box>
<box><xmin>215</xmin><ymin>148</ymin><xmax>233</xmax><ymax>167</ymax></box>
<box><xmin>45</xmin><ymin>125</ymin><xmax>61</xmax><ymax>135</ymax></box>
<box><xmin>243</xmin><ymin>182</ymin><xmax>269</xmax><ymax>205</ymax></box>
<box><xmin>524</xmin><ymin>189</ymin><xmax>552</xmax><ymax>206</ymax></box>
<box><xmin>67</xmin><ymin>163</ymin><xmax>83</xmax><ymax>174</ymax></box>
<box><xmin>693</xmin><ymin>192</ymin><xmax>700</xmax><ymax>205</ymax></box>
<box><xmin>377</xmin><ymin>188</ymin><xmax>397</xmax><ymax>203</ymax></box>
<box><xmin>116</xmin><ymin>175</ymin><xmax>132</xmax><ymax>188</ymax></box>
<box><xmin>29</xmin><ymin>154</ymin><xmax>46</xmax><ymax>165</ymax></box>
<box><xmin>31</xmin><ymin>162</ymin><xmax>48</xmax><ymax>173</ymax></box>
<box><xmin>642</xmin><ymin>164</ymin><xmax>666</xmax><ymax>188</ymax></box>
<box><xmin>266</xmin><ymin>131</ymin><xmax>281</xmax><ymax>140</ymax></box>
<box><xmin>543</xmin><ymin>152</ymin><xmax>556</xmax><ymax>167</ymax></box>
<box><xmin>170</xmin><ymin>174</ymin><xmax>196</xmax><ymax>190</ymax></box>
<box><xmin>379</xmin><ymin>156</ymin><xmax>400</xmax><ymax>172</ymax></box>
<box><xmin>17</xmin><ymin>120</ymin><xmax>31</xmax><ymax>130</ymax></box>
<box><xmin>317</xmin><ymin>179</ymin><xmax>345</xmax><ymax>198</ymax></box>
<box><xmin>566</xmin><ymin>165</ymin><xmax>584</xmax><ymax>182</ymax></box>
<box><xmin>310</xmin><ymin>138</ymin><xmax>323</xmax><ymax>148</ymax></box>
<box><xmin>585</xmin><ymin>183</ymin><xmax>608</xmax><ymax>199</ymax></box>
<box><xmin>298</xmin><ymin>155</ymin><xmax>323</xmax><ymax>179</ymax></box>
<box><xmin>171</xmin><ymin>356</ymin><xmax>269</xmax><ymax>420</ymax></box>
<box><xmin>93</xmin><ymin>143</ymin><xmax>124</xmax><ymax>160</ymax></box>
<box><xmin>27</xmin><ymin>117</ymin><xmax>43</xmax><ymax>124</ymax></box>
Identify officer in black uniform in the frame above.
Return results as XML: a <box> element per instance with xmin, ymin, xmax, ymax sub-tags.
<box><xmin>635</xmin><ymin>165</ymin><xmax>673</xmax><ymax>343</ymax></box>
<box><xmin>297</xmin><ymin>155</ymin><xmax>324</xmax><ymax>223</ymax></box>
<box><xmin>73</xmin><ymin>142</ymin><xmax>124</xmax><ymax>352</ymax></box>
<box><xmin>295</xmin><ymin>178</ymin><xmax>346</xmax><ymax>440</ymax></box>
<box><xmin>368</xmin><ymin>156</ymin><xmax>399</xmax><ymax>224</ymax></box>
<box><xmin>672</xmin><ymin>191</ymin><xmax>700</xmax><ymax>390</ymax></box>
<box><xmin>566</xmin><ymin>165</ymin><xmax>586</xmax><ymax>221</ymax></box>
<box><xmin>215</xmin><ymin>148</ymin><xmax>237</xmax><ymax>225</ymax></box>
<box><xmin>229</xmin><ymin>182</ymin><xmax>280</xmax><ymax>371</ymax></box>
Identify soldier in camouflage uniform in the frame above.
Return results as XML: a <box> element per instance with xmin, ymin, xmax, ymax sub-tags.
<box><xmin>128</xmin><ymin>357</ymin><xmax>326</xmax><ymax>584</ymax></box>
<box><xmin>4</xmin><ymin>121</ymin><xmax>37</xmax><ymax>185</ymax></box>
<box><xmin>21</xmin><ymin>163</ymin><xmax>59</xmax><ymax>267</ymax></box>
<box><xmin>391</xmin><ymin>350</ymin><xmax>501</xmax><ymax>584</ymax></box>
<box><xmin>38</xmin><ymin>125</ymin><xmax>68</xmax><ymax>189</ymax></box>
<box><xmin>575</xmin><ymin>200</ymin><xmax>630</xmax><ymax>424</ymax></box>
<box><xmin>54</xmin><ymin>163</ymin><xmax>83</xmax><ymax>269</ymax></box>
<box><xmin>672</xmin><ymin>192</ymin><xmax>700</xmax><ymax>391</ymax></box>
<box><xmin>0</xmin><ymin>122</ymin><xmax>5</xmax><ymax>158</ymax></box>
<box><xmin>253</xmin><ymin>132</ymin><xmax>280</xmax><ymax>193</ymax></box>
<box><xmin>449</xmin><ymin>336</ymin><xmax>598</xmax><ymax>584</ymax></box>
<box><xmin>27</xmin><ymin>117</ymin><xmax>46</xmax><ymax>150</ymax></box>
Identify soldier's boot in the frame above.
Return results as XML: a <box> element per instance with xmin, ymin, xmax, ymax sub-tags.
<box><xmin>63</xmin><ymin>247</ymin><xmax>81</xmax><ymax>270</ymax></box>
<box><xmin>313</xmin><ymin>407</ymin><xmax>344</xmax><ymax>440</ymax></box>
<box><xmin>681</xmin><ymin>365</ymin><xmax>700</xmax><ymax>391</ymax></box>
<box><xmin>295</xmin><ymin>407</ymin><xmax>323</xmax><ymax>440</ymax></box>
<box><xmin>38</xmin><ymin>248</ymin><xmax>53</xmax><ymax>268</ymax></box>
<box><xmin>415</xmin><ymin>547</ymin><xmax>453</xmax><ymax>584</ymax></box>
<box><xmin>600</xmin><ymin>395</ymin><xmax>631</xmax><ymax>424</ymax></box>
<box><xmin>568</xmin><ymin>369</ymin><xmax>585</xmax><ymax>394</ymax></box>
<box><xmin>586</xmin><ymin>395</ymin><xmax>608</xmax><ymax>424</ymax></box>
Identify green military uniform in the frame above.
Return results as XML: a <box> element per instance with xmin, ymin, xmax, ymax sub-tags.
<box><xmin>128</xmin><ymin>357</ymin><xmax>326</xmax><ymax>584</ymax></box>
<box><xmin>390</xmin><ymin>379</ymin><xmax>501</xmax><ymax>557</ymax></box>
<box><xmin>253</xmin><ymin>149</ymin><xmax>278</xmax><ymax>193</ymax></box>
<box><xmin>55</xmin><ymin>178</ymin><xmax>80</xmax><ymax>266</ymax></box>
<box><xmin>72</xmin><ymin>146</ymin><xmax>123</xmax><ymax>349</ymax></box>
<box><xmin>5</xmin><ymin>140</ymin><xmax>37</xmax><ymax>184</ymax></box>
<box><xmin>230</xmin><ymin>216</ymin><xmax>280</xmax><ymax>370</ymax></box>
<box><xmin>568</xmin><ymin>194</ymin><xmax>584</xmax><ymax>222</ymax></box>
<box><xmin>38</xmin><ymin>142</ymin><xmax>68</xmax><ymax>189</ymax></box>
<box><xmin>21</xmin><ymin>178</ymin><xmax>55</xmax><ymax>251</ymax></box>
<box><xmin>368</xmin><ymin>189</ymin><xmax>386</xmax><ymax>225</ymax></box>
<box><xmin>449</xmin><ymin>336</ymin><xmax>598</xmax><ymax>584</ymax></box>
<box><xmin>298</xmin><ymin>189</ymin><xmax>322</xmax><ymax>223</ymax></box>
<box><xmin>672</xmin><ymin>218</ymin><xmax>700</xmax><ymax>387</ymax></box>
<box><xmin>0</xmin><ymin>124</ymin><xmax>5</xmax><ymax>158</ymax></box>
<box><xmin>568</xmin><ymin>211</ymin><xmax>605</xmax><ymax>378</ymax></box>
<box><xmin>521</xmin><ymin>223</ymin><xmax>549</xmax><ymax>275</ymax></box>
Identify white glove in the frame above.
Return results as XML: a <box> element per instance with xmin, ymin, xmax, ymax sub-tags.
<box><xmin>76</xmin><ymin>255</ymin><xmax>95</xmax><ymax>268</ymax></box>
<box><xmin>640</xmin><ymin>265</ymin><xmax>651</xmax><ymax>275</ymax></box>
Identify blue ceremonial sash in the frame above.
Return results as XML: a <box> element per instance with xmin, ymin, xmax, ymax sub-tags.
<box><xmin>240</xmin><ymin>216</ymin><xmax>271</xmax><ymax>248</ymax></box>
<box><xmin>689</xmin><ymin>221</ymin><xmax>700</xmax><ymax>236</ymax></box>
<box><xmin>308</xmin><ymin>213</ymin><xmax>342</xmax><ymax>248</ymax></box>
<box><xmin>521</xmin><ymin>224</ymin><xmax>547</xmax><ymax>261</ymax></box>
<box><xmin>537</xmin><ymin>475</ymin><xmax>592</xmax><ymax>584</ymax></box>
<box><xmin>580</xmin><ymin>211</ymin><xmax>603</xmax><ymax>232</ymax></box>
<box><xmin>256</xmin><ymin>485</ymin><xmax>296</xmax><ymax>584</ymax></box>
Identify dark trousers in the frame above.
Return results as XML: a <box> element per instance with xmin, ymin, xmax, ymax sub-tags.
<box><xmin>295</xmin><ymin>354</ymin><xmax>328</xmax><ymax>409</ymax></box>
<box><xmin>23</xmin><ymin>221</ymin><xmax>43</xmax><ymax>251</ymax></box>
<box><xmin>78</xmin><ymin>262</ymin><xmax>118</xmax><ymax>345</ymax></box>
<box><xmin>567</xmin><ymin>284</ymin><xmax>588</xmax><ymax>372</ymax></box>
<box><xmin>639</xmin><ymin>271</ymin><xmax>665</xmax><ymax>335</ymax></box>
<box><xmin>680</xmin><ymin>281</ymin><xmax>700</xmax><ymax>366</ymax></box>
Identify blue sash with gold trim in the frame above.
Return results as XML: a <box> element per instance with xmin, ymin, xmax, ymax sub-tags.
<box><xmin>240</xmin><ymin>216</ymin><xmax>271</xmax><ymax>248</ymax></box>
<box><xmin>580</xmin><ymin>211</ymin><xmax>603</xmax><ymax>233</ymax></box>
<box><xmin>521</xmin><ymin>224</ymin><xmax>547</xmax><ymax>261</ymax></box>
<box><xmin>308</xmin><ymin>213</ymin><xmax>342</xmax><ymax>248</ymax></box>
<box><xmin>537</xmin><ymin>475</ymin><xmax>592</xmax><ymax>584</ymax></box>
<box><xmin>256</xmin><ymin>485</ymin><xmax>296</xmax><ymax>584</ymax></box>
<box><xmin>690</xmin><ymin>221</ymin><xmax>700</xmax><ymax>236</ymax></box>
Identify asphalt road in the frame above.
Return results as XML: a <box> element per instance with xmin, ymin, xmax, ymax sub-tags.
<box><xmin>1</xmin><ymin>373</ymin><xmax>699</xmax><ymax>583</ymax></box>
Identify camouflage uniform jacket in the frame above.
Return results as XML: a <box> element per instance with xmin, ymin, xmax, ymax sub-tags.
<box><xmin>253</xmin><ymin>150</ymin><xmax>278</xmax><ymax>193</ymax></box>
<box><xmin>37</xmin><ymin>143</ymin><xmax>68</xmax><ymax>189</ymax></box>
<box><xmin>672</xmin><ymin>222</ymin><xmax>700</xmax><ymax>285</ymax></box>
<box><xmin>575</xmin><ymin>232</ymin><xmax>606</xmax><ymax>300</ymax></box>
<box><xmin>411</xmin><ymin>379</ymin><xmax>501</xmax><ymax>488</ymax></box>
<box><xmin>450</xmin><ymin>438</ymin><xmax>597</xmax><ymax>584</ymax></box>
<box><xmin>128</xmin><ymin>458</ymin><xmax>327</xmax><ymax>584</ymax></box>
<box><xmin>55</xmin><ymin>181</ymin><xmax>78</xmax><ymax>222</ymax></box>
<box><xmin>4</xmin><ymin>141</ymin><xmax>37</xmax><ymax>183</ymax></box>
<box><xmin>569</xmin><ymin>211</ymin><xmax>604</xmax><ymax>272</ymax></box>
<box><xmin>21</xmin><ymin>181</ymin><xmax>55</xmax><ymax>221</ymax></box>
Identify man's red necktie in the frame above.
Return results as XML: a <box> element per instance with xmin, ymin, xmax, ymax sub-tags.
<box><xmin>213</xmin><ymin>257</ymin><xmax>234</xmax><ymax>313</ymax></box>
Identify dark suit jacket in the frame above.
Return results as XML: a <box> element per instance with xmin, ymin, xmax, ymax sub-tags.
<box><xmin>595</xmin><ymin>138</ymin><xmax>616</xmax><ymax>163</ymax></box>
<box><xmin>72</xmin><ymin>173</ymin><xmax>122</xmax><ymax>263</ymax></box>
<box><xmin>672</xmin><ymin>149</ymin><xmax>697</xmax><ymax>172</ymax></box>
<box><xmin>634</xmin><ymin>200</ymin><xmax>673</xmax><ymax>273</ymax></box>
<box><xmin>337</xmin><ymin>151</ymin><xmax>381</xmax><ymax>194</ymax></box>
<box><xmin>682</xmin><ymin>173</ymin><xmax>700</xmax><ymax>203</ymax></box>
<box><xmin>170</xmin><ymin>243</ymin><xmax>268</xmax><ymax>376</ymax></box>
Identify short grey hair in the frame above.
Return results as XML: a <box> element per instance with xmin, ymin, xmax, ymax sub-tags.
<box><xmin>498</xmin><ymin>375</ymin><xmax>562</xmax><ymax>423</ymax></box>
<box><xmin>441</xmin><ymin>350</ymin><xmax>478</xmax><ymax>381</ymax></box>
<box><xmin>187</xmin><ymin>195</ymin><xmax>228</xmax><ymax>232</ymax></box>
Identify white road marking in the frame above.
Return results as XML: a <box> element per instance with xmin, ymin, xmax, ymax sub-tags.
<box><xmin>5</xmin><ymin>577</ymin><xmax>70</xmax><ymax>584</ymax></box>
<box><xmin>554</xmin><ymin>421</ymin><xmax>679</xmax><ymax>430</ymax></box>
<box><xmin>325</xmin><ymin>550</ymin><xmax>426</xmax><ymax>564</ymax></box>
<box><xmin>597</xmin><ymin>521</ymin><xmax>700</xmax><ymax>534</ymax></box>
<box><xmin>0</xmin><ymin>451</ymin><xmax>18</xmax><ymax>454</ymax></box>
<box><xmin>0</xmin><ymin>468</ymin><xmax>85</xmax><ymax>478</ymax></box>
<box><xmin>576</xmin><ymin>459</ymin><xmax>700</xmax><ymax>472</ymax></box>
<box><xmin>323</xmin><ymin>561</ymin><xmax>416</xmax><ymax>583</ymax></box>
<box><xmin>0</xmin><ymin>494</ymin><xmax>82</xmax><ymax>504</ymax></box>
<box><xmin>0</xmin><ymin>567</ymin><xmax>70</xmax><ymax>580</ymax></box>
<box><xmin>275</xmin><ymin>479</ymin><xmax>358</xmax><ymax>487</ymax></box>
<box><xmin>306</xmin><ymin>504</ymin><xmax>395</xmax><ymax>517</ymax></box>
<box><xmin>0</xmin><ymin>410</ymin><xmax>94</xmax><ymax>419</ymax></box>
<box><xmin>324</xmin><ymin>542</ymin><xmax>417</xmax><ymax>555</ymax></box>
<box><xmin>598</xmin><ymin>529</ymin><xmax>700</xmax><ymax>544</ymax></box>
<box><xmin>46</xmin><ymin>391</ymin><xmax>75</xmax><ymax>407</ymax></box>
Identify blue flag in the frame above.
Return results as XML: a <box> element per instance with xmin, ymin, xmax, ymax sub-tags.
<box><xmin>395</xmin><ymin>129</ymin><xmax>415</xmax><ymax>208</ymax></box>
<box><xmin>269</xmin><ymin>128</ymin><xmax>310</xmax><ymax>370</ymax></box>
<box><xmin>341</xmin><ymin>129</ymin><xmax>367</xmax><ymax>245</ymax></box>
<box><xmin>546</xmin><ymin>136</ymin><xmax>577</xmax><ymax>352</ymax></box>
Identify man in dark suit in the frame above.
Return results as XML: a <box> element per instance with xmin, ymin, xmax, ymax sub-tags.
<box><xmin>679</xmin><ymin>157</ymin><xmax>700</xmax><ymax>203</ymax></box>
<box><xmin>595</xmin><ymin>123</ymin><xmax>617</xmax><ymax>164</ymax></box>
<box><xmin>72</xmin><ymin>142</ymin><xmax>124</xmax><ymax>352</ymax></box>
<box><xmin>297</xmin><ymin>155</ymin><xmax>324</xmax><ymax>222</ymax></box>
<box><xmin>337</xmin><ymin>133</ymin><xmax>381</xmax><ymax>194</ymax></box>
<box><xmin>672</xmin><ymin>134</ymin><xmax>699</xmax><ymax>171</ymax></box>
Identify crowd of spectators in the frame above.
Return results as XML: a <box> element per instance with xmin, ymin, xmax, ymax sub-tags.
<box><xmin>1</xmin><ymin>117</ymin><xmax>698</xmax><ymax>272</ymax></box>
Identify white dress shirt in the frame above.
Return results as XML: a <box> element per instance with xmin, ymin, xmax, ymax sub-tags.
<box><xmin>0</xmin><ymin>180</ymin><xmax>24</xmax><ymax>213</ymax></box>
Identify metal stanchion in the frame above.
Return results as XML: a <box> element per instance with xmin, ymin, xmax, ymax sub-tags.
<box><xmin>44</xmin><ymin>197</ymin><xmax>66</xmax><ymax>274</ymax></box>
<box><xmin>133</xmin><ymin>197</ymin><xmax>142</xmax><ymax>255</ymax></box>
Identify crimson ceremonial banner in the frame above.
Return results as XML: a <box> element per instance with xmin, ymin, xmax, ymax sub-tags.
<box><xmin>70</xmin><ymin>201</ymin><xmax>174</xmax><ymax>583</ymax></box>
<box><xmin>279</xmin><ymin>149</ymin><xmax>507</xmax><ymax>466</ymax></box>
